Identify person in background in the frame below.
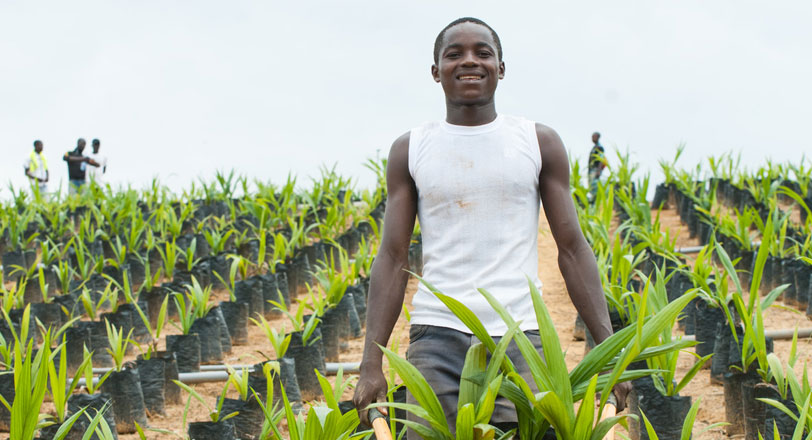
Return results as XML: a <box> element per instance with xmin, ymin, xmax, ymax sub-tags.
<box><xmin>63</xmin><ymin>138</ymin><xmax>98</xmax><ymax>194</ymax></box>
<box><xmin>24</xmin><ymin>140</ymin><xmax>49</xmax><ymax>194</ymax></box>
<box><xmin>588</xmin><ymin>131</ymin><xmax>606</xmax><ymax>201</ymax></box>
<box><xmin>86</xmin><ymin>138</ymin><xmax>107</xmax><ymax>184</ymax></box>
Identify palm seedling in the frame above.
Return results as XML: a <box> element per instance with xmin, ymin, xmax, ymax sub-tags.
<box><xmin>758</xmin><ymin>355</ymin><xmax>812</xmax><ymax>436</ymax></box>
<box><xmin>639</xmin><ymin>398</ymin><xmax>725</xmax><ymax>440</ymax></box>
<box><xmin>312</xmin><ymin>248</ymin><xmax>352</xmax><ymax>310</ymax></box>
<box><xmin>179</xmin><ymin>237</ymin><xmax>201</xmax><ymax>275</ymax></box>
<box><xmin>105</xmin><ymin>321</ymin><xmax>135</xmax><ymax>373</ymax></box>
<box><xmin>80</xmin><ymin>283</ymin><xmax>115</xmax><ymax>321</ymax></box>
<box><xmin>270</xmin><ymin>296</ymin><xmax>321</xmax><ymax>347</ymax></box>
<box><xmin>132</xmin><ymin>294</ymin><xmax>169</xmax><ymax>360</ymax></box>
<box><xmin>0</xmin><ymin>310</ymin><xmax>69</xmax><ymax>440</ymax></box>
<box><xmin>716</xmin><ymin>221</ymin><xmax>789</xmax><ymax>385</ymax></box>
<box><xmin>266</xmin><ymin>370</ymin><xmax>366</xmax><ymax>440</ymax></box>
<box><xmin>187</xmin><ymin>276</ymin><xmax>215</xmax><ymax>319</ymax></box>
<box><xmin>373</xmin><ymin>328</ymin><xmax>517</xmax><ymax>440</ymax></box>
<box><xmin>47</xmin><ymin>338</ymin><xmax>93</xmax><ymax>428</ymax></box>
<box><xmin>226</xmin><ymin>365</ymin><xmax>254</xmax><ymax>402</ymax></box>
<box><xmin>639</xmin><ymin>270</ymin><xmax>711</xmax><ymax>397</ymax></box>
<box><xmin>157</xmin><ymin>239</ymin><xmax>179</xmax><ymax>281</ymax></box>
<box><xmin>172</xmin><ymin>291</ymin><xmax>196</xmax><ymax>336</ymax></box>
<box><xmin>55</xmin><ymin>259</ymin><xmax>75</xmax><ymax>297</ymax></box>
<box><xmin>203</xmin><ymin>219</ymin><xmax>235</xmax><ymax>256</ymax></box>
<box><xmin>252</xmin><ymin>314</ymin><xmax>291</xmax><ymax>360</ymax></box>
<box><xmin>213</xmin><ymin>255</ymin><xmax>241</xmax><ymax>302</ymax></box>
<box><xmin>602</xmin><ymin>231</ymin><xmax>647</xmax><ymax>326</ymax></box>
<box><xmin>250</xmin><ymin>362</ymin><xmax>285</xmax><ymax>440</ymax></box>
<box><xmin>174</xmin><ymin>379</ymin><xmax>239</xmax><ymax>425</ymax></box>
<box><xmin>412</xmin><ymin>275</ymin><xmax>698</xmax><ymax>439</ymax></box>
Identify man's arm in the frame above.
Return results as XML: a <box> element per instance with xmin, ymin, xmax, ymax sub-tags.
<box><xmin>63</xmin><ymin>153</ymin><xmax>87</xmax><ymax>163</ymax></box>
<box><xmin>536</xmin><ymin>124</ymin><xmax>630</xmax><ymax>408</ymax></box>
<box><xmin>353</xmin><ymin>132</ymin><xmax>417</xmax><ymax>425</ymax></box>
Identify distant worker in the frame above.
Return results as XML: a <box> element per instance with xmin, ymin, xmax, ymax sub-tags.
<box><xmin>588</xmin><ymin>131</ymin><xmax>606</xmax><ymax>201</ymax></box>
<box><xmin>87</xmin><ymin>138</ymin><xmax>107</xmax><ymax>184</ymax></box>
<box><xmin>63</xmin><ymin>138</ymin><xmax>98</xmax><ymax>194</ymax></box>
<box><xmin>24</xmin><ymin>140</ymin><xmax>49</xmax><ymax>194</ymax></box>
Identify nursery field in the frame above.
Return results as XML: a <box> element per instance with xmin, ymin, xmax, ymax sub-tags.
<box><xmin>2</xmin><ymin>152</ymin><xmax>812</xmax><ymax>439</ymax></box>
<box><xmin>115</xmin><ymin>203</ymin><xmax>812</xmax><ymax>439</ymax></box>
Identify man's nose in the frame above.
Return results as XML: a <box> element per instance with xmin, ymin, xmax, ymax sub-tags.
<box><xmin>461</xmin><ymin>51</ymin><xmax>479</xmax><ymax>66</ymax></box>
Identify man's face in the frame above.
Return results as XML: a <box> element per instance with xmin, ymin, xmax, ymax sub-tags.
<box><xmin>34</xmin><ymin>143</ymin><xmax>43</xmax><ymax>153</ymax></box>
<box><xmin>592</xmin><ymin>134</ymin><xmax>599</xmax><ymax>144</ymax></box>
<box><xmin>432</xmin><ymin>22</ymin><xmax>505</xmax><ymax>106</ymax></box>
<box><xmin>78</xmin><ymin>139</ymin><xmax>86</xmax><ymax>152</ymax></box>
<box><xmin>93</xmin><ymin>144</ymin><xmax>100</xmax><ymax>153</ymax></box>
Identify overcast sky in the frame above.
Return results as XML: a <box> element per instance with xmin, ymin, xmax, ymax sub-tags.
<box><xmin>2</xmin><ymin>1</ymin><xmax>810</xmax><ymax>197</ymax></box>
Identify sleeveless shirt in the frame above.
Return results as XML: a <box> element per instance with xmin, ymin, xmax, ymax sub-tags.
<box><xmin>408</xmin><ymin>114</ymin><xmax>544</xmax><ymax>335</ymax></box>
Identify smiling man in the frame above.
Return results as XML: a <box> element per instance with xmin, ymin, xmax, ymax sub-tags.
<box><xmin>353</xmin><ymin>17</ymin><xmax>628</xmax><ymax>436</ymax></box>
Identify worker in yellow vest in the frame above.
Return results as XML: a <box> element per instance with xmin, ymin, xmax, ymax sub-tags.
<box><xmin>24</xmin><ymin>140</ymin><xmax>49</xmax><ymax>194</ymax></box>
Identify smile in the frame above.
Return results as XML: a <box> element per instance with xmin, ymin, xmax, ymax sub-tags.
<box><xmin>457</xmin><ymin>75</ymin><xmax>484</xmax><ymax>81</ymax></box>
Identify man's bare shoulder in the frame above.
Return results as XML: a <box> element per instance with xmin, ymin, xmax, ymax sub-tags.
<box><xmin>534</xmin><ymin>123</ymin><xmax>563</xmax><ymax>149</ymax></box>
<box><xmin>533</xmin><ymin>123</ymin><xmax>567</xmax><ymax>166</ymax></box>
<box><xmin>388</xmin><ymin>131</ymin><xmax>411</xmax><ymax>168</ymax></box>
<box><xmin>391</xmin><ymin>131</ymin><xmax>411</xmax><ymax>153</ymax></box>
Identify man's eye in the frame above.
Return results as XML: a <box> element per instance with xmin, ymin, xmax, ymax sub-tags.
<box><xmin>446</xmin><ymin>53</ymin><xmax>460</xmax><ymax>58</ymax></box>
<box><xmin>479</xmin><ymin>52</ymin><xmax>492</xmax><ymax>57</ymax></box>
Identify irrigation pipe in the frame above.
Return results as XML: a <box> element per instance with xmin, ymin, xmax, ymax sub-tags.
<box><xmin>677</xmin><ymin>241</ymin><xmax>761</xmax><ymax>254</ymax></box>
<box><xmin>90</xmin><ymin>361</ymin><xmax>360</xmax><ymax>378</ymax></box>
<box><xmin>682</xmin><ymin>327</ymin><xmax>812</xmax><ymax>342</ymax></box>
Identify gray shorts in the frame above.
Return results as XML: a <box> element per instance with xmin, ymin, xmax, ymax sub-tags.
<box><xmin>405</xmin><ymin>324</ymin><xmax>544</xmax><ymax>439</ymax></box>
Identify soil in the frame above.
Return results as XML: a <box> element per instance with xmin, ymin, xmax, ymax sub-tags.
<box><xmin>25</xmin><ymin>203</ymin><xmax>812</xmax><ymax>439</ymax></box>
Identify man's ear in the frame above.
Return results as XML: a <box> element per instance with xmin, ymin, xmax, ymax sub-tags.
<box><xmin>498</xmin><ymin>61</ymin><xmax>505</xmax><ymax>80</ymax></box>
<box><xmin>431</xmin><ymin>64</ymin><xmax>440</xmax><ymax>83</ymax></box>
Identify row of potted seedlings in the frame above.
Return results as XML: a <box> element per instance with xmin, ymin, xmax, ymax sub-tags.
<box><xmin>0</xmin><ymin>167</ymin><xmax>389</xmax><ymax>438</ymax></box>
<box><xmin>655</xmin><ymin>155</ymin><xmax>812</xmax><ymax>438</ymax></box>
<box><xmin>575</xmin><ymin>150</ymin><xmax>812</xmax><ymax>439</ymax></box>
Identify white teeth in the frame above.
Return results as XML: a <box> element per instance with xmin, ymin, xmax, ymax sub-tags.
<box><xmin>459</xmin><ymin>75</ymin><xmax>481</xmax><ymax>80</ymax></box>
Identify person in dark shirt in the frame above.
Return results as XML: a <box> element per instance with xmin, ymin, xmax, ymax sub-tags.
<box><xmin>588</xmin><ymin>131</ymin><xmax>605</xmax><ymax>201</ymax></box>
<box><xmin>63</xmin><ymin>138</ymin><xmax>98</xmax><ymax>194</ymax></box>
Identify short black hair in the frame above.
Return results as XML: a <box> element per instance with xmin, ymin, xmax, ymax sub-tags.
<box><xmin>92</xmin><ymin>138</ymin><xmax>100</xmax><ymax>146</ymax></box>
<box><xmin>33</xmin><ymin>140</ymin><xmax>42</xmax><ymax>148</ymax></box>
<box><xmin>433</xmin><ymin>17</ymin><xmax>502</xmax><ymax>65</ymax></box>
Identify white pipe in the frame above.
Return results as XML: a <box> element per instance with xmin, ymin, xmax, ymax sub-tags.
<box><xmin>89</xmin><ymin>362</ymin><xmax>360</xmax><ymax>379</ymax></box>
<box><xmin>682</xmin><ymin>327</ymin><xmax>812</xmax><ymax>342</ymax></box>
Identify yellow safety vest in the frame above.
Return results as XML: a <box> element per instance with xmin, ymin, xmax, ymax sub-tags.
<box><xmin>28</xmin><ymin>151</ymin><xmax>48</xmax><ymax>172</ymax></box>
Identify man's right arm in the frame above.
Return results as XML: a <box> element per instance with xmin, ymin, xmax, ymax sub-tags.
<box><xmin>24</xmin><ymin>164</ymin><xmax>35</xmax><ymax>180</ymax></box>
<box><xmin>353</xmin><ymin>132</ymin><xmax>417</xmax><ymax>425</ymax></box>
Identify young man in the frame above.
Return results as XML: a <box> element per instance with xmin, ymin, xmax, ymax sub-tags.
<box><xmin>588</xmin><ymin>131</ymin><xmax>606</xmax><ymax>201</ymax></box>
<box><xmin>24</xmin><ymin>140</ymin><xmax>49</xmax><ymax>193</ymax></box>
<box><xmin>86</xmin><ymin>138</ymin><xmax>108</xmax><ymax>184</ymax></box>
<box><xmin>353</xmin><ymin>17</ymin><xmax>630</xmax><ymax>435</ymax></box>
<box><xmin>63</xmin><ymin>138</ymin><xmax>98</xmax><ymax>194</ymax></box>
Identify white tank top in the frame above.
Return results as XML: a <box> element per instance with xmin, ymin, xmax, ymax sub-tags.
<box><xmin>408</xmin><ymin>114</ymin><xmax>543</xmax><ymax>335</ymax></box>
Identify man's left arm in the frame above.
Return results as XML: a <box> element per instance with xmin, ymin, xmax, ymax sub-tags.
<box><xmin>535</xmin><ymin>123</ymin><xmax>630</xmax><ymax>409</ymax></box>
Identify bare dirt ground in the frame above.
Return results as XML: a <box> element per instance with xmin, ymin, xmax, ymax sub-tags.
<box><xmin>102</xmin><ymin>203</ymin><xmax>812</xmax><ymax>438</ymax></box>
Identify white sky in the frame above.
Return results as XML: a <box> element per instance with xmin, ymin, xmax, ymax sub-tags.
<box><xmin>2</xmin><ymin>1</ymin><xmax>811</xmax><ymax>196</ymax></box>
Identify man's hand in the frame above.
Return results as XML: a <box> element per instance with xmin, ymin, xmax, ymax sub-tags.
<box><xmin>611</xmin><ymin>381</ymin><xmax>632</xmax><ymax>411</ymax></box>
<box><xmin>353</xmin><ymin>366</ymin><xmax>388</xmax><ymax>427</ymax></box>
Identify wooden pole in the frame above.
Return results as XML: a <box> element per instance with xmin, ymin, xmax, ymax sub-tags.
<box><xmin>599</xmin><ymin>394</ymin><xmax>618</xmax><ymax>440</ymax></box>
<box><xmin>369</xmin><ymin>408</ymin><xmax>393</xmax><ymax>440</ymax></box>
